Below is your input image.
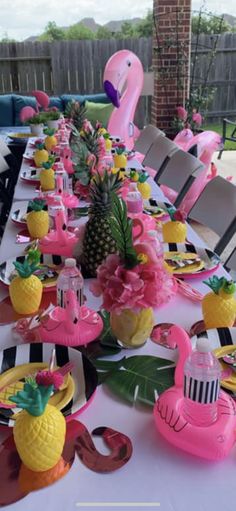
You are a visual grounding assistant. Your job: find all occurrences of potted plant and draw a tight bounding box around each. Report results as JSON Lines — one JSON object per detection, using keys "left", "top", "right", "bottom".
{"left": 42, "top": 108, "right": 61, "bottom": 130}
{"left": 26, "top": 113, "right": 45, "bottom": 136}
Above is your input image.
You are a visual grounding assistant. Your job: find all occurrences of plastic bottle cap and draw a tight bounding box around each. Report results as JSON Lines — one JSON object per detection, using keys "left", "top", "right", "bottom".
{"left": 65, "top": 258, "right": 76, "bottom": 267}
{"left": 196, "top": 338, "right": 212, "bottom": 353}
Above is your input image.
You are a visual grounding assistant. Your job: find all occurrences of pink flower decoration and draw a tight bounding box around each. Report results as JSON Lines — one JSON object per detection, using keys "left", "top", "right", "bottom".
{"left": 36, "top": 370, "right": 63, "bottom": 390}
{"left": 82, "top": 119, "right": 93, "bottom": 133}
{"left": 173, "top": 210, "right": 186, "bottom": 223}
{"left": 90, "top": 254, "right": 176, "bottom": 314}
{"left": 176, "top": 106, "right": 187, "bottom": 121}
{"left": 192, "top": 112, "right": 202, "bottom": 126}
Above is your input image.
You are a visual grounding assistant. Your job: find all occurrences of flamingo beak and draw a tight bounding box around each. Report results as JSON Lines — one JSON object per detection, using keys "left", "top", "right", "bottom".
{"left": 104, "top": 80, "right": 120, "bottom": 108}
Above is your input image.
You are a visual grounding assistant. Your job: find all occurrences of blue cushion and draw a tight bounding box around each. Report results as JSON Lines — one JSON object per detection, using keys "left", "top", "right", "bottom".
{"left": 0, "top": 95, "right": 14, "bottom": 127}
{"left": 61, "top": 93, "right": 110, "bottom": 110}
{"left": 13, "top": 95, "right": 37, "bottom": 126}
{"left": 60, "top": 94, "right": 86, "bottom": 109}
{"left": 49, "top": 96, "right": 63, "bottom": 111}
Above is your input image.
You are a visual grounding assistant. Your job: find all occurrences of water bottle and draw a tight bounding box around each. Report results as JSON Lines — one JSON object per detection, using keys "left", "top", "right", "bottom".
{"left": 126, "top": 183, "right": 143, "bottom": 215}
{"left": 57, "top": 258, "right": 84, "bottom": 311}
{"left": 183, "top": 338, "right": 221, "bottom": 427}
{"left": 48, "top": 196, "right": 67, "bottom": 230}
{"left": 54, "top": 162, "right": 69, "bottom": 193}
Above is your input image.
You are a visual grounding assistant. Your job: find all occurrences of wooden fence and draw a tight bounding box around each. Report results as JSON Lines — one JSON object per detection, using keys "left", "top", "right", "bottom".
{"left": 0, "top": 34, "right": 236, "bottom": 126}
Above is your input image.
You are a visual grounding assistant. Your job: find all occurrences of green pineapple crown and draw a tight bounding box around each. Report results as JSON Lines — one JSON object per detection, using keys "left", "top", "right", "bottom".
{"left": 89, "top": 170, "right": 122, "bottom": 216}
{"left": 203, "top": 276, "right": 236, "bottom": 295}
{"left": 43, "top": 128, "right": 56, "bottom": 137}
{"left": 130, "top": 170, "right": 149, "bottom": 183}
{"left": 35, "top": 141, "right": 45, "bottom": 150}
{"left": 13, "top": 249, "right": 41, "bottom": 278}
{"left": 42, "top": 155, "right": 55, "bottom": 169}
{"left": 103, "top": 132, "right": 110, "bottom": 140}
{"left": 115, "top": 147, "right": 126, "bottom": 155}
{"left": 29, "top": 198, "right": 46, "bottom": 212}
{"left": 109, "top": 194, "right": 139, "bottom": 269}
{"left": 64, "top": 100, "right": 87, "bottom": 132}
{"left": 9, "top": 378, "right": 53, "bottom": 417}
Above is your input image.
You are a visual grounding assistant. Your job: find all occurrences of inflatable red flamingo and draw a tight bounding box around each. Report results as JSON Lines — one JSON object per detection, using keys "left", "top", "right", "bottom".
{"left": 104, "top": 50, "right": 144, "bottom": 150}
{"left": 154, "top": 325, "right": 236, "bottom": 460}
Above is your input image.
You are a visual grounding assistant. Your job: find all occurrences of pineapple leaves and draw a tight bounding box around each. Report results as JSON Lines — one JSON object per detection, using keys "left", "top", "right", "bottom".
{"left": 203, "top": 276, "right": 227, "bottom": 294}
{"left": 9, "top": 382, "right": 54, "bottom": 416}
{"left": 110, "top": 194, "right": 139, "bottom": 269}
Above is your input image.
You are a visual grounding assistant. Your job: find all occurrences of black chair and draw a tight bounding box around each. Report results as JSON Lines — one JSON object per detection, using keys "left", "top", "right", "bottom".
{"left": 218, "top": 119, "right": 236, "bottom": 159}
{"left": 0, "top": 141, "right": 20, "bottom": 231}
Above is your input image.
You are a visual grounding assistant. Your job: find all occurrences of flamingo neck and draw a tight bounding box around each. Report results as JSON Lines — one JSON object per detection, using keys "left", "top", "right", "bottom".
{"left": 173, "top": 329, "right": 192, "bottom": 388}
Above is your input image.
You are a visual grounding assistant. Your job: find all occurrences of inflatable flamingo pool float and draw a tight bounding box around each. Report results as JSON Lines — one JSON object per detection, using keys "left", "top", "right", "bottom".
{"left": 154, "top": 325, "right": 236, "bottom": 461}
{"left": 38, "top": 289, "right": 103, "bottom": 347}
{"left": 161, "top": 130, "right": 221, "bottom": 214}
{"left": 39, "top": 207, "right": 77, "bottom": 257}
{"left": 104, "top": 50, "right": 144, "bottom": 150}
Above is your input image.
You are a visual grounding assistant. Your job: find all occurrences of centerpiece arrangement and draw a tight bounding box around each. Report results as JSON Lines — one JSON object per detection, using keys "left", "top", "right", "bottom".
{"left": 91, "top": 194, "right": 176, "bottom": 348}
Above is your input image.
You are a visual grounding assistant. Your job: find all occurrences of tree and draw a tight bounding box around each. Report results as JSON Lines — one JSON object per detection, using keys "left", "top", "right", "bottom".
{"left": 136, "top": 10, "right": 153, "bottom": 37}
{"left": 65, "top": 23, "right": 95, "bottom": 40}
{"left": 0, "top": 31, "right": 16, "bottom": 42}
{"left": 96, "top": 26, "right": 113, "bottom": 39}
{"left": 39, "top": 21, "right": 65, "bottom": 41}
{"left": 120, "top": 21, "right": 136, "bottom": 38}
{"left": 191, "top": 14, "right": 232, "bottom": 35}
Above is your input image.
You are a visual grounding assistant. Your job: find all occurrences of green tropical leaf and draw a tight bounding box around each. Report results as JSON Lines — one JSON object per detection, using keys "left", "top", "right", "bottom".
{"left": 109, "top": 194, "right": 139, "bottom": 269}
{"left": 96, "top": 355, "right": 175, "bottom": 406}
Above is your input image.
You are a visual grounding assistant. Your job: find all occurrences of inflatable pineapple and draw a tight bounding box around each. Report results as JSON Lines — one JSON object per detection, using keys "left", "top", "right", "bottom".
{"left": 10, "top": 371, "right": 66, "bottom": 472}
{"left": 9, "top": 251, "right": 43, "bottom": 314}
{"left": 27, "top": 199, "right": 49, "bottom": 239}
{"left": 40, "top": 158, "right": 55, "bottom": 191}
{"left": 137, "top": 172, "right": 151, "bottom": 200}
{"left": 202, "top": 276, "right": 236, "bottom": 329}
{"left": 34, "top": 141, "right": 49, "bottom": 168}
{"left": 162, "top": 208, "right": 187, "bottom": 243}
{"left": 44, "top": 128, "right": 57, "bottom": 151}
{"left": 113, "top": 147, "right": 127, "bottom": 169}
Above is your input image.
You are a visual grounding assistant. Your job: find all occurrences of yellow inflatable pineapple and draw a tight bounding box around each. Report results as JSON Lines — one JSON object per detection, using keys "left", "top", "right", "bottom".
{"left": 34, "top": 141, "right": 49, "bottom": 168}
{"left": 44, "top": 128, "right": 57, "bottom": 151}
{"left": 9, "top": 251, "right": 43, "bottom": 315}
{"left": 40, "top": 157, "right": 55, "bottom": 191}
{"left": 136, "top": 172, "right": 151, "bottom": 200}
{"left": 113, "top": 147, "right": 127, "bottom": 169}
{"left": 27, "top": 199, "right": 49, "bottom": 239}
{"left": 10, "top": 371, "right": 66, "bottom": 472}
{"left": 162, "top": 207, "right": 187, "bottom": 243}
{"left": 202, "top": 277, "right": 236, "bottom": 329}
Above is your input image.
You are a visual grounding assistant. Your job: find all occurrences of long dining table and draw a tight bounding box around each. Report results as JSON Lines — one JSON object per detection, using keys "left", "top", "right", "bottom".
{"left": 0, "top": 141, "right": 235, "bottom": 511}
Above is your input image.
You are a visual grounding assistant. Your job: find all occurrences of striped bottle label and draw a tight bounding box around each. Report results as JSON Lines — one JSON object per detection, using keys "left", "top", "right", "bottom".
{"left": 184, "top": 375, "right": 220, "bottom": 404}
{"left": 57, "top": 287, "right": 83, "bottom": 308}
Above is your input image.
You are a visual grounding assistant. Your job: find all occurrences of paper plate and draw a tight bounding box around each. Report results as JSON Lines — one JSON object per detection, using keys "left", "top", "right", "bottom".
{"left": 0, "top": 253, "right": 64, "bottom": 290}
{"left": 0, "top": 343, "right": 98, "bottom": 427}
{"left": 20, "top": 169, "right": 41, "bottom": 184}
{"left": 8, "top": 133, "right": 31, "bottom": 143}
{"left": 143, "top": 199, "right": 170, "bottom": 220}
{"left": 11, "top": 201, "right": 47, "bottom": 226}
{"left": 163, "top": 243, "right": 220, "bottom": 279}
{"left": 190, "top": 328, "right": 236, "bottom": 392}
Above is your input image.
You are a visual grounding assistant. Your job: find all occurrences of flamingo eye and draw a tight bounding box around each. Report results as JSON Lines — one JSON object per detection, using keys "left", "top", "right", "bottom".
{"left": 127, "top": 61, "right": 131, "bottom": 67}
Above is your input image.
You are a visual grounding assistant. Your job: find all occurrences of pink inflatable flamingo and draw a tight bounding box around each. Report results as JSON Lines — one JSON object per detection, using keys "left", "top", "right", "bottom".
{"left": 161, "top": 130, "right": 221, "bottom": 214}
{"left": 104, "top": 50, "right": 144, "bottom": 150}
{"left": 38, "top": 291, "right": 103, "bottom": 347}
{"left": 39, "top": 208, "right": 77, "bottom": 256}
{"left": 154, "top": 325, "right": 236, "bottom": 461}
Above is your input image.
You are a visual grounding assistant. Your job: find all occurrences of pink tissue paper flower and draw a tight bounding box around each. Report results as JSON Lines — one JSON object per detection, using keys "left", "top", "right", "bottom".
{"left": 192, "top": 112, "right": 202, "bottom": 126}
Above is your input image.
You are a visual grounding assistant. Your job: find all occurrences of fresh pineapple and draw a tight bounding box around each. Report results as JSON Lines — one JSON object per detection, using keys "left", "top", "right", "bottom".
{"left": 111, "top": 308, "right": 154, "bottom": 348}
{"left": 10, "top": 372, "right": 66, "bottom": 472}
{"left": 80, "top": 171, "right": 122, "bottom": 277}
{"left": 9, "top": 253, "right": 43, "bottom": 314}
{"left": 27, "top": 199, "right": 49, "bottom": 239}
{"left": 113, "top": 147, "right": 127, "bottom": 169}
{"left": 34, "top": 142, "right": 49, "bottom": 168}
{"left": 64, "top": 100, "right": 87, "bottom": 132}
{"left": 40, "top": 158, "right": 55, "bottom": 191}
{"left": 202, "top": 276, "right": 236, "bottom": 329}
{"left": 162, "top": 207, "right": 187, "bottom": 243}
{"left": 44, "top": 128, "right": 57, "bottom": 151}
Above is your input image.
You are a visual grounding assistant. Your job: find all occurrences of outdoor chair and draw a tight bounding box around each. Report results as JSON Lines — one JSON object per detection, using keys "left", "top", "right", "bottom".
{"left": 142, "top": 136, "right": 179, "bottom": 178}
{"left": 156, "top": 149, "right": 205, "bottom": 208}
{"left": 188, "top": 176, "right": 236, "bottom": 256}
{"left": 218, "top": 119, "right": 236, "bottom": 159}
{"left": 133, "top": 124, "right": 165, "bottom": 156}
{"left": 224, "top": 247, "right": 236, "bottom": 276}
{"left": 0, "top": 152, "right": 18, "bottom": 231}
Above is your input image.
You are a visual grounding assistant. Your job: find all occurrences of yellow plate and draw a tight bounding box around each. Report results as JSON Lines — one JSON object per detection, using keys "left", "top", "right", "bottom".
{"left": 214, "top": 345, "right": 236, "bottom": 392}
{"left": 0, "top": 362, "right": 74, "bottom": 418}
{"left": 164, "top": 251, "right": 205, "bottom": 274}
{"left": 8, "top": 133, "right": 32, "bottom": 140}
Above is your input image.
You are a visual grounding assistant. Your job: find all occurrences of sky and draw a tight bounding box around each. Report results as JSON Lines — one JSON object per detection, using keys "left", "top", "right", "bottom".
{"left": 0, "top": 0, "right": 235, "bottom": 41}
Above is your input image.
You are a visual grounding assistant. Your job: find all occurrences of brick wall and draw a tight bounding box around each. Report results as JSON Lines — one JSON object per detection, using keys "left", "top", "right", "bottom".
{"left": 152, "top": 0, "right": 191, "bottom": 133}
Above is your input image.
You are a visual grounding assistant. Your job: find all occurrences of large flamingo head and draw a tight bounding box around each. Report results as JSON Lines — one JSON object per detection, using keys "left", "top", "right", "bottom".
{"left": 103, "top": 50, "right": 143, "bottom": 108}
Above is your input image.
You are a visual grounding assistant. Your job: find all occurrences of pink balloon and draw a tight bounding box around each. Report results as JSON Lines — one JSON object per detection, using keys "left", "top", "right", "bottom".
{"left": 103, "top": 50, "right": 144, "bottom": 150}
{"left": 19, "top": 106, "right": 37, "bottom": 122}
{"left": 32, "top": 90, "right": 50, "bottom": 110}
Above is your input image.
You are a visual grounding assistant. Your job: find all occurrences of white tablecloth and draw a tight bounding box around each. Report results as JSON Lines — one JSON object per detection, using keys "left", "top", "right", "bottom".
{"left": 0, "top": 151, "right": 234, "bottom": 511}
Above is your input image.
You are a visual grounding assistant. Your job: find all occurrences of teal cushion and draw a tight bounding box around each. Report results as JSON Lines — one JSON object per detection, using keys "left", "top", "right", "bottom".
{"left": 49, "top": 97, "right": 63, "bottom": 111}
{"left": 13, "top": 95, "right": 37, "bottom": 126}
{"left": 0, "top": 95, "right": 14, "bottom": 127}
{"left": 61, "top": 94, "right": 86, "bottom": 109}
{"left": 85, "top": 101, "right": 113, "bottom": 128}
{"left": 84, "top": 93, "right": 110, "bottom": 104}
{"left": 61, "top": 93, "right": 110, "bottom": 111}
